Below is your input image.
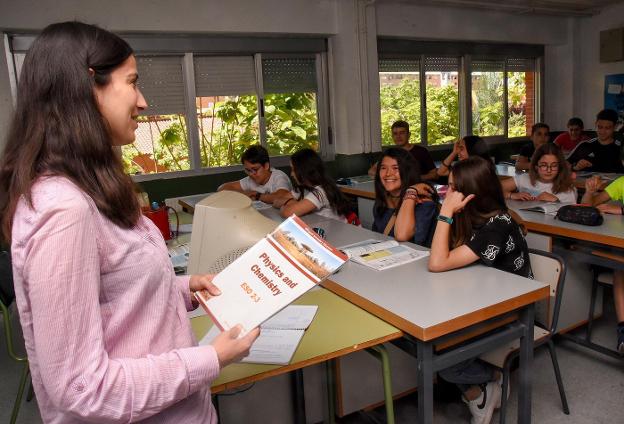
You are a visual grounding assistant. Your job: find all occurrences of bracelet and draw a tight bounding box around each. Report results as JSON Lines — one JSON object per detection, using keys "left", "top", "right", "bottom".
{"left": 283, "top": 198, "right": 294, "bottom": 206}
{"left": 441, "top": 161, "right": 450, "bottom": 168}
{"left": 437, "top": 214, "right": 453, "bottom": 225}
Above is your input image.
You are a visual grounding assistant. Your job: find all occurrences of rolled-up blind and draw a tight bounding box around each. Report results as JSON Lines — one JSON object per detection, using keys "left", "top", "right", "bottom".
{"left": 194, "top": 56, "right": 256, "bottom": 97}
{"left": 136, "top": 56, "right": 186, "bottom": 115}
{"left": 262, "top": 58, "right": 317, "bottom": 93}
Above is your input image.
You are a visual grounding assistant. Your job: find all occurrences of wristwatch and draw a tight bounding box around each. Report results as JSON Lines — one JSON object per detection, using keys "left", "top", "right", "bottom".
{"left": 255, "top": 192, "right": 262, "bottom": 201}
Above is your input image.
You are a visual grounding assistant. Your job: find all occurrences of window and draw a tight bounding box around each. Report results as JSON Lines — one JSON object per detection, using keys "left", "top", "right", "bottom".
{"left": 123, "top": 56, "right": 190, "bottom": 175}
{"left": 377, "top": 40, "right": 541, "bottom": 146}
{"left": 425, "top": 57, "right": 459, "bottom": 146}
{"left": 194, "top": 56, "right": 259, "bottom": 168}
{"left": 379, "top": 59, "right": 421, "bottom": 146}
{"left": 471, "top": 59, "right": 505, "bottom": 137}
{"left": 506, "top": 59, "right": 536, "bottom": 138}
{"left": 262, "top": 58, "right": 320, "bottom": 155}
{"left": 6, "top": 35, "right": 329, "bottom": 179}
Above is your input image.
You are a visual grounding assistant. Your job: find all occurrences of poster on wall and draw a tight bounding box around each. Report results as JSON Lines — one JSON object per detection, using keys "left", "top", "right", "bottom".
{"left": 605, "top": 74, "right": 624, "bottom": 131}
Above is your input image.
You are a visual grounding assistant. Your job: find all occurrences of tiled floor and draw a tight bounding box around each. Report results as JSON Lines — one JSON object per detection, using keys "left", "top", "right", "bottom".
{"left": 2, "top": 295, "right": 623, "bottom": 423}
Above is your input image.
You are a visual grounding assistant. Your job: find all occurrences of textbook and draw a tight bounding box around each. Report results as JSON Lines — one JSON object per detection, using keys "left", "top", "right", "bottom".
{"left": 195, "top": 215, "right": 347, "bottom": 335}
{"left": 340, "top": 239, "right": 429, "bottom": 271}
{"left": 521, "top": 202, "right": 573, "bottom": 216}
{"left": 199, "top": 304, "right": 318, "bottom": 365}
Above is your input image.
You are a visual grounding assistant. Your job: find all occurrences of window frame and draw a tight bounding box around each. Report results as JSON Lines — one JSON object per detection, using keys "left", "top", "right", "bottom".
{"left": 377, "top": 39, "right": 543, "bottom": 150}
{"left": 5, "top": 33, "right": 332, "bottom": 181}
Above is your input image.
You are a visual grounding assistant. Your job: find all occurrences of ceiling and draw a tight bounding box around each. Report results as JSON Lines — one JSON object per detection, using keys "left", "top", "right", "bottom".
{"left": 381, "top": 0, "right": 624, "bottom": 16}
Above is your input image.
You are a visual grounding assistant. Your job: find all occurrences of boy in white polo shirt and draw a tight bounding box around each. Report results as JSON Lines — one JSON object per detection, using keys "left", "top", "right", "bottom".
{"left": 218, "top": 145, "right": 292, "bottom": 203}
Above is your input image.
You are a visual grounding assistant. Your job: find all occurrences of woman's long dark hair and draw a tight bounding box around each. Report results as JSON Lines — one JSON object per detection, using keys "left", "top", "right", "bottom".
{"left": 0, "top": 21, "right": 141, "bottom": 241}
{"left": 463, "top": 135, "right": 490, "bottom": 161}
{"left": 291, "top": 148, "right": 351, "bottom": 216}
{"left": 528, "top": 143, "right": 574, "bottom": 194}
{"left": 374, "top": 147, "right": 424, "bottom": 216}
{"left": 449, "top": 156, "right": 508, "bottom": 248}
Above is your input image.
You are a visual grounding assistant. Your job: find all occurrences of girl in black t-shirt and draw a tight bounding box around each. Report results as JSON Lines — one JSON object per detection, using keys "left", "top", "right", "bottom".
{"left": 429, "top": 156, "right": 532, "bottom": 278}
{"left": 428, "top": 156, "right": 533, "bottom": 424}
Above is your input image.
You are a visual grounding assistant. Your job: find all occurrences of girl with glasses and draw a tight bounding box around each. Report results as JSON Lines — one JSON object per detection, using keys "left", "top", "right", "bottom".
{"left": 502, "top": 143, "right": 577, "bottom": 203}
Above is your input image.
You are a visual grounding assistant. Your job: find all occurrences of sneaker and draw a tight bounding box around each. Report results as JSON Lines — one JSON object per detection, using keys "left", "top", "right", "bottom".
{"left": 495, "top": 374, "right": 510, "bottom": 409}
{"left": 464, "top": 381, "right": 502, "bottom": 424}
{"left": 617, "top": 326, "right": 624, "bottom": 356}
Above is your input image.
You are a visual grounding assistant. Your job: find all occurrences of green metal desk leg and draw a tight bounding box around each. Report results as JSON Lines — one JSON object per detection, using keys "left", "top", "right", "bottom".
{"left": 325, "top": 359, "right": 336, "bottom": 424}
{"left": 366, "top": 345, "right": 395, "bottom": 424}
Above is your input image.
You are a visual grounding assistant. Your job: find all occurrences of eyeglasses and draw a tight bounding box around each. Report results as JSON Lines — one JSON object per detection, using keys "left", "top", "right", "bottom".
{"left": 244, "top": 166, "right": 263, "bottom": 175}
{"left": 537, "top": 163, "right": 559, "bottom": 171}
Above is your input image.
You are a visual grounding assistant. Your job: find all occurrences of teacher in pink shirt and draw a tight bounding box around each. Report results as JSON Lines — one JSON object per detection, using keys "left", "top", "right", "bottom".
{"left": 0, "top": 22, "right": 259, "bottom": 423}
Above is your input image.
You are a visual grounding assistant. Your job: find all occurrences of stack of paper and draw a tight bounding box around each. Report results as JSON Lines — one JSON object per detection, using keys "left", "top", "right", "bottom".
{"left": 199, "top": 305, "right": 318, "bottom": 365}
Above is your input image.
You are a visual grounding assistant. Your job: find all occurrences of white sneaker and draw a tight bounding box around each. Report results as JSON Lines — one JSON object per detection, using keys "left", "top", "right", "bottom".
{"left": 464, "top": 381, "right": 502, "bottom": 424}
{"left": 496, "top": 374, "right": 510, "bottom": 409}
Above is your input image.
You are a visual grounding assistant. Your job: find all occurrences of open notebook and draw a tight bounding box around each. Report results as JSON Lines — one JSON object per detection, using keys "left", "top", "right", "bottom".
{"left": 199, "top": 304, "right": 318, "bottom": 365}
{"left": 340, "top": 239, "right": 429, "bottom": 271}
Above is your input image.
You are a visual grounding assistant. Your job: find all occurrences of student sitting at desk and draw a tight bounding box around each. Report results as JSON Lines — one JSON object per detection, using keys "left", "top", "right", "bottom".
{"left": 218, "top": 144, "right": 292, "bottom": 203}
{"left": 567, "top": 109, "right": 624, "bottom": 173}
{"left": 273, "top": 148, "right": 350, "bottom": 221}
{"left": 429, "top": 157, "right": 534, "bottom": 424}
{"left": 553, "top": 117, "right": 590, "bottom": 157}
{"left": 515, "top": 122, "right": 550, "bottom": 171}
{"left": 0, "top": 22, "right": 259, "bottom": 423}
{"left": 371, "top": 148, "right": 438, "bottom": 247}
{"left": 368, "top": 120, "right": 438, "bottom": 180}
{"left": 581, "top": 175, "right": 624, "bottom": 354}
{"left": 437, "top": 135, "right": 490, "bottom": 177}
{"left": 502, "top": 143, "right": 577, "bottom": 203}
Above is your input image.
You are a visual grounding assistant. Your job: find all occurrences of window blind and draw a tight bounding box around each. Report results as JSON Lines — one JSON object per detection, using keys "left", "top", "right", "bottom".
{"left": 379, "top": 59, "right": 420, "bottom": 73}
{"left": 262, "top": 58, "right": 317, "bottom": 93}
{"left": 471, "top": 59, "right": 505, "bottom": 72}
{"left": 424, "top": 56, "right": 459, "bottom": 72}
{"left": 136, "top": 56, "right": 186, "bottom": 115}
{"left": 194, "top": 56, "right": 256, "bottom": 97}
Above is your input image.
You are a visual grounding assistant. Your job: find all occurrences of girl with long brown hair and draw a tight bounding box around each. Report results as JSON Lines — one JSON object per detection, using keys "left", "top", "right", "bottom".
{"left": 428, "top": 156, "right": 533, "bottom": 424}
{"left": 501, "top": 143, "right": 577, "bottom": 203}
{"left": 0, "top": 22, "right": 257, "bottom": 423}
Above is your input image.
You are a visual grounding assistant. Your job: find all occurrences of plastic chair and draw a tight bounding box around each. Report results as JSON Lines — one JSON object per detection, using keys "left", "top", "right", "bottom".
{"left": 480, "top": 249, "right": 569, "bottom": 424}
{"left": 1, "top": 250, "right": 31, "bottom": 424}
{"left": 586, "top": 269, "right": 613, "bottom": 343}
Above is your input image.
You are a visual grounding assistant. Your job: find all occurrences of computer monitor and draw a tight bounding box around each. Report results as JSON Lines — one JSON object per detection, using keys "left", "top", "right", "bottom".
{"left": 187, "top": 191, "right": 278, "bottom": 275}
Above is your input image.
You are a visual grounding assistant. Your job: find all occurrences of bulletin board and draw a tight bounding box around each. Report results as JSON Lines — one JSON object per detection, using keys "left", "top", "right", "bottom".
{"left": 605, "top": 74, "right": 624, "bottom": 130}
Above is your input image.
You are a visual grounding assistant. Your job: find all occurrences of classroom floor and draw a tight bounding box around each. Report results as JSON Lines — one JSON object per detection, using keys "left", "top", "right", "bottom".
{"left": 1, "top": 294, "right": 622, "bottom": 424}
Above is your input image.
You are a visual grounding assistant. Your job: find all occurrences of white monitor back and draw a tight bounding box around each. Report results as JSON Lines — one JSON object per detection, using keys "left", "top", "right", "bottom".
{"left": 187, "top": 191, "right": 278, "bottom": 274}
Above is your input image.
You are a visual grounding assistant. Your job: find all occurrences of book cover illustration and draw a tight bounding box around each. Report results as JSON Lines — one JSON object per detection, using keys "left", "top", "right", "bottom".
{"left": 195, "top": 215, "right": 346, "bottom": 334}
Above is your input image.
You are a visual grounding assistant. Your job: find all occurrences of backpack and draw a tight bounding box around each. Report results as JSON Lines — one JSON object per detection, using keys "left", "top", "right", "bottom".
{"left": 555, "top": 205, "right": 603, "bottom": 226}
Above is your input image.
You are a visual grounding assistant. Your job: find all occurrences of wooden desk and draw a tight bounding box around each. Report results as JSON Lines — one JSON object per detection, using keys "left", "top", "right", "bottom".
{"left": 191, "top": 287, "right": 402, "bottom": 394}
{"left": 311, "top": 219, "right": 548, "bottom": 424}
{"left": 508, "top": 199, "right": 624, "bottom": 358}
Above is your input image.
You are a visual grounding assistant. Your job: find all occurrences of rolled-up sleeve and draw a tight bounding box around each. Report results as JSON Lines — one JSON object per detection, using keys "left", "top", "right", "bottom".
{"left": 22, "top": 199, "right": 219, "bottom": 422}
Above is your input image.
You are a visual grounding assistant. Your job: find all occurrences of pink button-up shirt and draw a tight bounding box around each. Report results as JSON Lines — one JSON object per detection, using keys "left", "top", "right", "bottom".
{"left": 11, "top": 177, "right": 219, "bottom": 423}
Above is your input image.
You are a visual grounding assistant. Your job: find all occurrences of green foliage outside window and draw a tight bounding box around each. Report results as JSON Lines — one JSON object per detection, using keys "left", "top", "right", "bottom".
{"left": 379, "top": 72, "right": 530, "bottom": 146}
{"left": 121, "top": 92, "right": 319, "bottom": 174}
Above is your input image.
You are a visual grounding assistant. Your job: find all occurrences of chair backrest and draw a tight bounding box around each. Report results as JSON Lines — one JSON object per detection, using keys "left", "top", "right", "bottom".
{"left": 528, "top": 248, "right": 566, "bottom": 333}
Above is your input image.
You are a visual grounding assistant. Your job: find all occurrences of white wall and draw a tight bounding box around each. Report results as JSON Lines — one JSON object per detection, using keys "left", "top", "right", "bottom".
{"left": 376, "top": 3, "right": 569, "bottom": 45}
{"left": 0, "top": 0, "right": 337, "bottom": 34}
{"left": 576, "top": 2, "right": 624, "bottom": 128}
{"left": 0, "top": 0, "right": 607, "bottom": 156}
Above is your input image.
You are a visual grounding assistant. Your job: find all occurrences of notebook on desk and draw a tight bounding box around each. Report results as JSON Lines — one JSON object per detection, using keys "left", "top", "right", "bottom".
{"left": 199, "top": 305, "right": 318, "bottom": 365}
